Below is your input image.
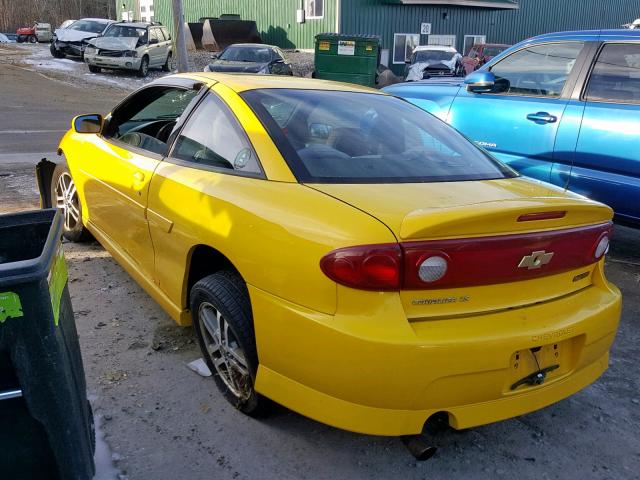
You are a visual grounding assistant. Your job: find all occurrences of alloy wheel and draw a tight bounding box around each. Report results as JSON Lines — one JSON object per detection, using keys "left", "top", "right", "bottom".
{"left": 198, "top": 302, "right": 252, "bottom": 401}
{"left": 55, "top": 172, "right": 81, "bottom": 231}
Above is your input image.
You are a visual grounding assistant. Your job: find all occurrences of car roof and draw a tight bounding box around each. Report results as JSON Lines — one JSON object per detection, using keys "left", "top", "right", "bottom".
{"left": 226, "top": 43, "right": 276, "bottom": 49}
{"left": 413, "top": 45, "right": 457, "bottom": 52}
{"left": 112, "top": 22, "right": 153, "bottom": 28}
{"left": 529, "top": 28, "right": 640, "bottom": 43}
{"left": 474, "top": 43, "right": 510, "bottom": 48}
{"left": 76, "top": 18, "right": 115, "bottom": 24}
{"left": 168, "top": 72, "right": 385, "bottom": 94}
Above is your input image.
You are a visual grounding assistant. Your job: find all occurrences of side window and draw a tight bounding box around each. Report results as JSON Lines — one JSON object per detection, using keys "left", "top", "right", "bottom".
{"left": 171, "top": 94, "right": 262, "bottom": 175}
{"left": 585, "top": 43, "right": 640, "bottom": 104}
{"left": 489, "top": 42, "right": 584, "bottom": 97}
{"left": 105, "top": 87, "right": 199, "bottom": 155}
{"left": 161, "top": 27, "right": 171, "bottom": 41}
{"left": 393, "top": 33, "right": 420, "bottom": 64}
{"left": 149, "top": 28, "right": 160, "bottom": 43}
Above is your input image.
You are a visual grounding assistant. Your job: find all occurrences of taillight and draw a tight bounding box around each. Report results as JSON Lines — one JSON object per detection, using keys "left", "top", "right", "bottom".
{"left": 321, "top": 222, "right": 612, "bottom": 291}
{"left": 320, "top": 244, "right": 402, "bottom": 291}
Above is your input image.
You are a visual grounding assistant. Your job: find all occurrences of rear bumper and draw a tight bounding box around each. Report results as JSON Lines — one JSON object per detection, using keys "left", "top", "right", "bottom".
{"left": 251, "top": 270, "right": 621, "bottom": 436}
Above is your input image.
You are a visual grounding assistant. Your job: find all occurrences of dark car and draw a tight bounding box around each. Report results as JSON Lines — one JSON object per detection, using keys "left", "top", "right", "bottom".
{"left": 404, "top": 46, "right": 463, "bottom": 81}
{"left": 461, "top": 43, "right": 510, "bottom": 75}
{"left": 204, "top": 43, "right": 293, "bottom": 75}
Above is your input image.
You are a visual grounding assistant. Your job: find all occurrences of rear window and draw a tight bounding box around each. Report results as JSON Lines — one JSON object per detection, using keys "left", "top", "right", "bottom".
{"left": 242, "top": 89, "right": 516, "bottom": 184}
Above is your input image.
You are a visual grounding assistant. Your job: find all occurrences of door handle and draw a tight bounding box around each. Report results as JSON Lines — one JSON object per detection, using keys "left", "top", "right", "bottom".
{"left": 526, "top": 112, "right": 558, "bottom": 124}
{"left": 133, "top": 172, "right": 145, "bottom": 182}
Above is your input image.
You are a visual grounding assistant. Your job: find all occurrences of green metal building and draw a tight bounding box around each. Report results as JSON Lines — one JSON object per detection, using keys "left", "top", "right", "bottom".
{"left": 149, "top": 0, "right": 640, "bottom": 74}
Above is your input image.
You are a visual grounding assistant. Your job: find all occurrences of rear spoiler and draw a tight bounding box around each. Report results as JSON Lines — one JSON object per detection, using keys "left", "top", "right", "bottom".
{"left": 400, "top": 198, "right": 614, "bottom": 240}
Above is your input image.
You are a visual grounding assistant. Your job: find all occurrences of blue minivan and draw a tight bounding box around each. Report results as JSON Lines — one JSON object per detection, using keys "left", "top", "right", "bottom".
{"left": 384, "top": 29, "right": 640, "bottom": 225}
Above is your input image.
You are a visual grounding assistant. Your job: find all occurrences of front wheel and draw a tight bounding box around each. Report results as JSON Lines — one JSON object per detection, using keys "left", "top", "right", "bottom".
{"left": 191, "top": 271, "right": 268, "bottom": 416}
{"left": 137, "top": 56, "right": 149, "bottom": 77}
{"left": 88, "top": 65, "right": 101, "bottom": 73}
{"left": 51, "top": 162, "right": 92, "bottom": 242}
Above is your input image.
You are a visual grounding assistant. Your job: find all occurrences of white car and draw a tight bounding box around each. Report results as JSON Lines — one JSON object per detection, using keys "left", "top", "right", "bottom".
{"left": 84, "top": 22, "right": 173, "bottom": 77}
{"left": 50, "top": 18, "right": 115, "bottom": 58}
{"left": 405, "top": 45, "right": 463, "bottom": 81}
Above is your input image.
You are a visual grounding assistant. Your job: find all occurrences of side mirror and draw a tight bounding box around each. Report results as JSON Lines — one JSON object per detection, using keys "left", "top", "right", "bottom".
{"left": 73, "top": 114, "right": 103, "bottom": 134}
{"left": 464, "top": 71, "right": 495, "bottom": 93}
{"left": 404, "top": 59, "right": 411, "bottom": 64}
{"left": 149, "top": 38, "right": 159, "bottom": 45}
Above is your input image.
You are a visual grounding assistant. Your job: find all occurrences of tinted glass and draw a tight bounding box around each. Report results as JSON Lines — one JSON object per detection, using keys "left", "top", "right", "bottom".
{"left": 103, "top": 25, "right": 148, "bottom": 44}
{"left": 219, "top": 46, "right": 272, "bottom": 63}
{"left": 243, "top": 89, "right": 516, "bottom": 184}
{"left": 585, "top": 43, "right": 640, "bottom": 104}
{"left": 69, "top": 20, "right": 108, "bottom": 33}
{"left": 483, "top": 46, "right": 506, "bottom": 57}
{"left": 106, "top": 87, "right": 198, "bottom": 155}
{"left": 414, "top": 50, "right": 455, "bottom": 62}
{"left": 489, "top": 42, "right": 584, "bottom": 97}
{"left": 171, "top": 94, "right": 261, "bottom": 174}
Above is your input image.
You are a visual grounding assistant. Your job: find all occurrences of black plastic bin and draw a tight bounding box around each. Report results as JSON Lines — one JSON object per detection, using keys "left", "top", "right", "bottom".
{"left": 0, "top": 209, "right": 94, "bottom": 480}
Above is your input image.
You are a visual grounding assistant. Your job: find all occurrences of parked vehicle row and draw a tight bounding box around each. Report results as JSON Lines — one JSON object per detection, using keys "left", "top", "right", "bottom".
{"left": 385, "top": 28, "right": 640, "bottom": 225}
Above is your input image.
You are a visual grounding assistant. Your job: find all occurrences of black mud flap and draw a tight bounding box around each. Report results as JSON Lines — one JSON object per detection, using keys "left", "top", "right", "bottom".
{"left": 35, "top": 158, "right": 57, "bottom": 209}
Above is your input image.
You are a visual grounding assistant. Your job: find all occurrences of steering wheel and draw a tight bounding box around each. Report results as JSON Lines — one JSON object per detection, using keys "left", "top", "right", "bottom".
{"left": 156, "top": 121, "right": 176, "bottom": 143}
{"left": 119, "top": 132, "right": 142, "bottom": 147}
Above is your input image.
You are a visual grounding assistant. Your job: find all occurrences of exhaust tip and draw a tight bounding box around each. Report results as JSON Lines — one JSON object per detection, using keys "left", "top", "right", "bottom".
{"left": 401, "top": 435, "right": 438, "bottom": 461}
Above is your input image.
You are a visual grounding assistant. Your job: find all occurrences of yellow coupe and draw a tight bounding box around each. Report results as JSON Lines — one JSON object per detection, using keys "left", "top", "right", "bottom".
{"left": 43, "top": 73, "right": 621, "bottom": 443}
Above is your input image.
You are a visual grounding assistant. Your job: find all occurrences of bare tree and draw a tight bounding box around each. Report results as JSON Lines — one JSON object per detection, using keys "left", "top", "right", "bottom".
{"left": 1, "top": 0, "right": 116, "bottom": 32}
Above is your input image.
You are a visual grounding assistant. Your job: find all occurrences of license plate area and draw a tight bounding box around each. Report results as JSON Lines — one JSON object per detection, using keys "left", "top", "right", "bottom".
{"left": 504, "top": 338, "right": 576, "bottom": 393}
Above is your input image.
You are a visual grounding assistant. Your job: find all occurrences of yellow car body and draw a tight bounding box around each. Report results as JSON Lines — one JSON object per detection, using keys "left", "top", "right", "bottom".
{"left": 58, "top": 73, "right": 621, "bottom": 436}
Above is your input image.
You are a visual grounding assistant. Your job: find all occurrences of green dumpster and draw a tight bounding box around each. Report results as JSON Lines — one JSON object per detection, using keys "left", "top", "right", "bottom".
{"left": 314, "top": 33, "right": 381, "bottom": 87}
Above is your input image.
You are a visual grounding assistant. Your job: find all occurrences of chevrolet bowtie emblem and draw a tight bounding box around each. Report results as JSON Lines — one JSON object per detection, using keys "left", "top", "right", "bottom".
{"left": 518, "top": 250, "right": 554, "bottom": 270}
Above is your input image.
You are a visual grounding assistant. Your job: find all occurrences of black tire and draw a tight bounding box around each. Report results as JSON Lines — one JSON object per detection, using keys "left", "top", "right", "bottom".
{"left": 17, "top": 35, "right": 24, "bottom": 43}
{"left": 88, "top": 65, "right": 101, "bottom": 73}
{"left": 50, "top": 161, "right": 92, "bottom": 242}
{"left": 162, "top": 52, "right": 172, "bottom": 72}
{"left": 50, "top": 43, "right": 64, "bottom": 58}
{"left": 190, "top": 271, "right": 268, "bottom": 416}
{"left": 28, "top": 35, "right": 37, "bottom": 44}
{"left": 137, "top": 55, "right": 149, "bottom": 77}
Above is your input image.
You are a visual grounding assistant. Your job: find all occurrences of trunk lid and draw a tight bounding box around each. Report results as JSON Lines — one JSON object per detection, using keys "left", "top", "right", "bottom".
{"left": 309, "top": 178, "right": 613, "bottom": 319}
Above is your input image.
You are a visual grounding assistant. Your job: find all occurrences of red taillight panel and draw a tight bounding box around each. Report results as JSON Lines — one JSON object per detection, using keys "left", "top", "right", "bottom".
{"left": 320, "top": 222, "right": 612, "bottom": 291}
{"left": 320, "top": 244, "right": 402, "bottom": 291}
{"left": 402, "top": 222, "right": 613, "bottom": 289}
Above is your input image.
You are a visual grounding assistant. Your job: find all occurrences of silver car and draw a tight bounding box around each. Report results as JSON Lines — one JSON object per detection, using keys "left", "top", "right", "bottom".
{"left": 84, "top": 22, "right": 172, "bottom": 77}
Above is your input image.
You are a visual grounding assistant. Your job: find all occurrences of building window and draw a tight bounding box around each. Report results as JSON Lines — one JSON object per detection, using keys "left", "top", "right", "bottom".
{"left": 141, "top": 6, "right": 146, "bottom": 12}
{"left": 463, "top": 35, "right": 486, "bottom": 55}
{"left": 150, "top": 16, "right": 155, "bottom": 22}
{"left": 150, "top": 5, "right": 154, "bottom": 12}
{"left": 141, "top": 16, "right": 147, "bottom": 22}
{"left": 428, "top": 35, "right": 457, "bottom": 48}
{"left": 393, "top": 33, "right": 420, "bottom": 64}
{"left": 305, "top": 0, "right": 324, "bottom": 19}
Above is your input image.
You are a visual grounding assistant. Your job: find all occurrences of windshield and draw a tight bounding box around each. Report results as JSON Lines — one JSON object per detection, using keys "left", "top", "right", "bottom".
{"left": 219, "top": 46, "right": 272, "bottom": 63}
{"left": 414, "top": 50, "right": 455, "bottom": 62}
{"left": 69, "top": 20, "right": 108, "bottom": 33}
{"left": 103, "top": 25, "right": 148, "bottom": 42}
{"left": 484, "top": 46, "right": 507, "bottom": 57}
{"left": 242, "top": 89, "right": 516, "bottom": 184}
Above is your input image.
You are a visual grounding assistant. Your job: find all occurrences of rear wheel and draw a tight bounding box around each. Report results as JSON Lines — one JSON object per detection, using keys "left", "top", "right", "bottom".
{"left": 51, "top": 162, "right": 92, "bottom": 242}
{"left": 162, "top": 52, "right": 172, "bottom": 72}
{"left": 28, "top": 35, "right": 37, "bottom": 44}
{"left": 191, "top": 271, "right": 268, "bottom": 416}
{"left": 88, "top": 65, "right": 101, "bottom": 74}
{"left": 137, "top": 56, "right": 149, "bottom": 77}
